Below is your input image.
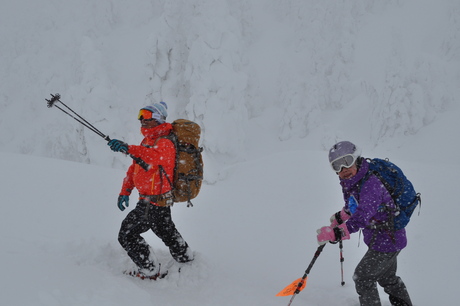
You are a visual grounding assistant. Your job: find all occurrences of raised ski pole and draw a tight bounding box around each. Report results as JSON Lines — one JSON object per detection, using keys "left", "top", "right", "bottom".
{"left": 46, "top": 93, "right": 109, "bottom": 139}
{"left": 339, "top": 240, "right": 345, "bottom": 286}
{"left": 277, "top": 244, "right": 326, "bottom": 305}
{"left": 45, "top": 93, "right": 149, "bottom": 170}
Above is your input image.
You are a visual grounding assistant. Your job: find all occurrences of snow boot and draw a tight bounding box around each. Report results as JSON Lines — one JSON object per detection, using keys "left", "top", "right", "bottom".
{"left": 125, "top": 263, "right": 168, "bottom": 280}
{"left": 165, "top": 257, "right": 194, "bottom": 274}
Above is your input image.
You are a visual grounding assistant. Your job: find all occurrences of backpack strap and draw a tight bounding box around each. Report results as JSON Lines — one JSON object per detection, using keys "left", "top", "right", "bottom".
{"left": 141, "top": 136, "right": 175, "bottom": 195}
{"left": 357, "top": 159, "right": 372, "bottom": 199}
{"left": 157, "top": 135, "right": 176, "bottom": 190}
{"left": 357, "top": 160, "right": 397, "bottom": 244}
{"left": 402, "top": 192, "right": 422, "bottom": 215}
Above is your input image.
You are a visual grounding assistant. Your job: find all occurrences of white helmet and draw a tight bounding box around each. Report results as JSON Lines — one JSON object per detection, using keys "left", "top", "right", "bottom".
{"left": 328, "top": 141, "right": 361, "bottom": 172}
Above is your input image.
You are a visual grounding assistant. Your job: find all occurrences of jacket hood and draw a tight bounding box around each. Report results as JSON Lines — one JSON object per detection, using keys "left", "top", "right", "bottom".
{"left": 140, "top": 122, "right": 173, "bottom": 139}
{"left": 340, "top": 157, "right": 369, "bottom": 192}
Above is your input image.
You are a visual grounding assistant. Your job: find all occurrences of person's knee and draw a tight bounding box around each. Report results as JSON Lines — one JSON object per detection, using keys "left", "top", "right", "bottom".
{"left": 118, "top": 228, "right": 133, "bottom": 248}
{"left": 353, "top": 271, "right": 377, "bottom": 293}
{"left": 353, "top": 266, "right": 368, "bottom": 284}
{"left": 377, "top": 275, "right": 400, "bottom": 288}
{"left": 118, "top": 231, "right": 126, "bottom": 247}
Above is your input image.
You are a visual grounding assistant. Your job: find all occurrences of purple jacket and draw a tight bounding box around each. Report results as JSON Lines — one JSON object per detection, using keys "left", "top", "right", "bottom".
{"left": 340, "top": 158, "right": 407, "bottom": 252}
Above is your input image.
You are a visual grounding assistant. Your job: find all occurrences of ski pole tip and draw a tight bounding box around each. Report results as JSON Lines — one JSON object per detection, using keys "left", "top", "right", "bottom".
{"left": 276, "top": 277, "right": 307, "bottom": 296}
{"left": 46, "top": 93, "right": 61, "bottom": 108}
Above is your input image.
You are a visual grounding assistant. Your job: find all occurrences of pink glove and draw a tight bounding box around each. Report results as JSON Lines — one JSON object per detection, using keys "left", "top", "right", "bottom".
{"left": 330, "top": 208, "right": 351, "bottom": 227}
{"left": 316, "top": 223, "right": 350, "bottom": 245}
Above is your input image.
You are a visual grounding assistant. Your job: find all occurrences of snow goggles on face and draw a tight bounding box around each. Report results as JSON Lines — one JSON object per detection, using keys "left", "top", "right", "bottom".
{"left": 330, "top": 154, "right": 357, "bottom": 173}
{"left": 138, "top": 109, "right": 162, "bottom": 122}
{"left": 138, "top": 109, "right": 153, "bottom": 120}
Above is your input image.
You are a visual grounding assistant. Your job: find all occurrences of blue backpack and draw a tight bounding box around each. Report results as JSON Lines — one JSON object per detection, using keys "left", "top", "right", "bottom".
{"left": 362, "top": 158, "right": 421, "bottom": 230}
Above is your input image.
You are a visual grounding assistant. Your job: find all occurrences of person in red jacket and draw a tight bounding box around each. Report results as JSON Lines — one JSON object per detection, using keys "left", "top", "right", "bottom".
{"left": 108, "top": 102, "right": 193, "bottom": 279}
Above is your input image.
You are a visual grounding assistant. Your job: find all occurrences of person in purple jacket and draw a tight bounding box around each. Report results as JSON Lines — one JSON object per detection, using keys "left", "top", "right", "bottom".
{"left": 316, "top": 141, "right": 413, "bottom": 306}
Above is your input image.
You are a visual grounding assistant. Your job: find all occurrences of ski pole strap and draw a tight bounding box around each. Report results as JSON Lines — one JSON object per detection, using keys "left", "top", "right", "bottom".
{"left": 330, "top": 227, "right": 344, "bottom": 244}
{"left": 335, "top": 211, "right": 344, "bottom": 224}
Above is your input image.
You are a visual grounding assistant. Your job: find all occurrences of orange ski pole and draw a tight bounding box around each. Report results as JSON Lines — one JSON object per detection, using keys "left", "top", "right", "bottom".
{"left": 277, "top": 244, "right": 326, "bottom": 305}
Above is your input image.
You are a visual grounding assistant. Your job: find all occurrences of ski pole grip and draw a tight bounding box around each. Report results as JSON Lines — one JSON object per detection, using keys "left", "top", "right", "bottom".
{"left": 106, "top": 136, "right": 149, "bottom": 171}
{"left": 106, "top": 136, "right": 127, "bottom": 154}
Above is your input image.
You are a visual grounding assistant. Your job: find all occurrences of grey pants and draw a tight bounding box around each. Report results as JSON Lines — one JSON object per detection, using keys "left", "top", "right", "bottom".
{"left": 353, "top": 249, "right": 412, "bottom": 306}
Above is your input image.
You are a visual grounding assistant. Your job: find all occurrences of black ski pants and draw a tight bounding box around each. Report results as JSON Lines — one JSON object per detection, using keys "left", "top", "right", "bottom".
{"left": 118, "top": 200, "right": 192, "bottom": 271}
{"left": 353, "top": 249, "right": 412, "bottom": 306}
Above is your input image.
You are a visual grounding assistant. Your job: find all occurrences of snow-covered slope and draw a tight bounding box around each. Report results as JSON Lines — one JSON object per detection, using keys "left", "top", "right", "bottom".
{"left": 1, "top": 0, "right": 459, "bottom": 305}
{"left": 0, "top": 148, "right": 458, "bottom": 305}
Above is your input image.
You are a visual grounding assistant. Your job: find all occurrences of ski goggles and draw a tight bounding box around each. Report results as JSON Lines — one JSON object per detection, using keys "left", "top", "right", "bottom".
{"left": 330, "top": 154, "right": 357, "bottom": 173}
{"left": 138, "top": 109, "right": 162, "bottom": 122}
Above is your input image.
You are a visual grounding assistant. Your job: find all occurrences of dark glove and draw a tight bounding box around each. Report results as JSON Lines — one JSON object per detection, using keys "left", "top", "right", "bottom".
{"left": 108, "top": 139, "right": 129, "bottom": 153}
{"left": 117, "top": 195, "right": 129, "bottom": 211}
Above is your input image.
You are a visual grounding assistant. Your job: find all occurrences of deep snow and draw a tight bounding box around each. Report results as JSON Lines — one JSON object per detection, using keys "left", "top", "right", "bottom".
{"left": 1, "top": 145, "right": 459, "bottom": 305}
{"left": 1, "top": 0, "right": 460, "bottom": 305}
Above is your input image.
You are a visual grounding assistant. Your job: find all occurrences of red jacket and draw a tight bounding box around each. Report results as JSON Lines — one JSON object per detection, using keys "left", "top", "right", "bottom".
{"left": 119, "top": 123, "right": 175, "bottom": 201}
